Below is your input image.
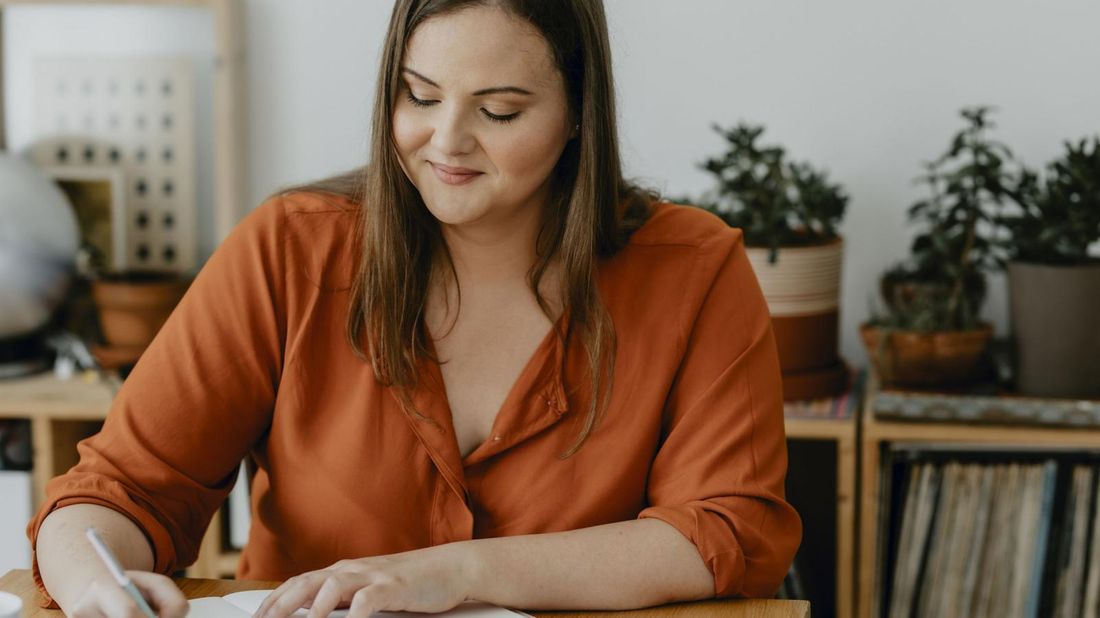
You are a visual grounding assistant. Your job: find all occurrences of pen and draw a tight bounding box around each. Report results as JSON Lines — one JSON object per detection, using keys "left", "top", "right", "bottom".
{"left": 85, "top": 528, "right": 158, "bottom": 618}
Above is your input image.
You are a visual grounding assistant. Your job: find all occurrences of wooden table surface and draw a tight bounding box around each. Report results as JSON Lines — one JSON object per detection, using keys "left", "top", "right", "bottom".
{"left": 0, "top": 570, "right": 809, "bottom": 618}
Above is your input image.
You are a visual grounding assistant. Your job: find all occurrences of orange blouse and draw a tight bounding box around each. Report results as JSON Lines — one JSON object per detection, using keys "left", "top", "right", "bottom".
{"left": 28, "top": 191, "right": 801, "bottom": 605}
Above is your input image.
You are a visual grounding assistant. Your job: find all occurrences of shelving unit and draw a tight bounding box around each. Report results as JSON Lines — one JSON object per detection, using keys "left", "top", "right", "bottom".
{"left": 0, "top": 371, "right": 239, "bottom": 578}
{"left": 857, "top": 378, "right": 1100, "bottom": 617}
{"left": 0, "top": 0, "right": 247, "bottom": 577}
{"left": 783, "top": 383, "right": 862, "bottom": 618}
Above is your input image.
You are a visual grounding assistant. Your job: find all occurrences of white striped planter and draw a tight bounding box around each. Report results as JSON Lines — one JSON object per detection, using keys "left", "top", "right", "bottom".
{"left": 745, "top": 237, "right": 844, "bottom": 317}
{"left": 746, "top": 237, "right": 846, "bottom": 400}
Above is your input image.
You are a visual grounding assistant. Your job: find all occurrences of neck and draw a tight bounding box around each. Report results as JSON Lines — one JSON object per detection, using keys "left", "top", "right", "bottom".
{"left": 429, "top": 197, "right": 564, "bottom": 332}
{"left": 438, "top": 203, "right": 545, "bottom": 287}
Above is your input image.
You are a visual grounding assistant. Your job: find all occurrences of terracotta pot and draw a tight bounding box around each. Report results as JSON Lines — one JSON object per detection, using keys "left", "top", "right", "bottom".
{"left": 1008, "top": 261, "right": 1100, "bottom": 398}
{"left": 747, "top": 237, "right": 845, "bottom": 399}
{"left": 860, "top": 322, "right": 993, "bottom": 387}
{"left": 781, "top": 360, "right": 849, "bottom": 402}
{"left": 772, "top": 311, "right": 839, "bottom": 372}
{"left": 92, "top": 274, "right": 190, "bottom": 348}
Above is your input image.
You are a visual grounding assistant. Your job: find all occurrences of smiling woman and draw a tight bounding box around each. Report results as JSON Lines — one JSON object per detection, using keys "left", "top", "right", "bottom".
{"left": 392, "top": 7, "right": 575, "bottom": 231}
{"left": 28, "top": 1, "right": 801, "bottom": 617}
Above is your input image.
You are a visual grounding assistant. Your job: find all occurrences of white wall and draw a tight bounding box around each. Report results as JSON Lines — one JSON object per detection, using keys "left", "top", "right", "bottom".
{"left": 6, "top": 0, "right": 1100, "bottom": 368}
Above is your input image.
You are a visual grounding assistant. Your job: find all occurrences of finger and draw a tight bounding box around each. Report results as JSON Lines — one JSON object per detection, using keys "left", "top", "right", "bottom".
{"left": 95, "top": 581, "right": 147, "bottom": 618}
{"left": 262, "top": 573, "right": 326, "bottom": 618}
{"left": 69, "top": 592, "right": 109, "bottom": 618}
{"left": 345, "top": 586, "right": 381, "bottom": 618}
{"left": 128, "top": 572, "right": 189, "bottom": 618}
{"left": 346, "top": 584, "right": 403, "bottom": 618}
{"left": 255, "top": 576, "right": 304, "bottom": 618}
{"left": 306, "top": 575, "right": 351, "bottom": 618}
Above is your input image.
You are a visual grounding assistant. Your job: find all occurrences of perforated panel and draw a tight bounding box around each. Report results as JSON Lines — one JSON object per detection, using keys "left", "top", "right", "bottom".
{"left": 30, "top": 57, "right": 196, "bottom": 273}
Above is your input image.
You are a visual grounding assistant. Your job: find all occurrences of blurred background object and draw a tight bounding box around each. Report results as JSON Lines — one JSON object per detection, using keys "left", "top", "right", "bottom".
{"left": 0, "top": 152, "right": 79, "bottom": 378}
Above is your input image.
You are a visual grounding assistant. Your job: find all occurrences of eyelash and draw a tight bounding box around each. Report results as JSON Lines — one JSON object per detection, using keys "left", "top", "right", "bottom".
{"left": 404, "top": 92, "right": 521, "bottom": 124}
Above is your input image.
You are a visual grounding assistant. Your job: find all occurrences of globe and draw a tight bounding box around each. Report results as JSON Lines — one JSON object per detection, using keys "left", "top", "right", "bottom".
{"left": 0, "top": 152, "right": 80, "bottom": 376}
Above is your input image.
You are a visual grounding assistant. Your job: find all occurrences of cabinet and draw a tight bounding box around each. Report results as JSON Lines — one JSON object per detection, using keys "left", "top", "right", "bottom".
{"left": 0, "top": 371, "right": 240, "bottom": 578}
{"left": 856, "top": 378, "right": 1100, "bottom": 617}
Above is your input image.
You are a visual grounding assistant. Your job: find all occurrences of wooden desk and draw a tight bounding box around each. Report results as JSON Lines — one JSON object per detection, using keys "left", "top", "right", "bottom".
{"left": 0, "top": 570, "right": 809, "bottom": 618}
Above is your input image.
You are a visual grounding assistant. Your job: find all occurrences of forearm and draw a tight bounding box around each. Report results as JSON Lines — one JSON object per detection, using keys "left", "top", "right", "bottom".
{"left": 36, "top": 503, "right": 155, "bottom": 612}
{"left": 462, "top": 518, "right": 714, "bottom": 611}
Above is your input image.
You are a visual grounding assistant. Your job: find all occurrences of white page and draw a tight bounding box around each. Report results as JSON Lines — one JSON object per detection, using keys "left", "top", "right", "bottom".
{"left": 203, "top": 589, "right": 530, "bottom": 618}
{"left": 188, "top": 597, "right": 252, "bottom": 618}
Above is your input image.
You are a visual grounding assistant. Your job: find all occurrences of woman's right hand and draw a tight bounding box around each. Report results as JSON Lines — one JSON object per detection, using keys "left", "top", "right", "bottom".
{"left": 68, "top": 571, "right": 189, "bottom": 618}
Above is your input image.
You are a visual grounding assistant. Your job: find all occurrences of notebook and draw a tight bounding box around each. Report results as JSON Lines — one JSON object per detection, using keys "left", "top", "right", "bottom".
{"left": 187, "top": 589, "right": 532, "bottom": 618}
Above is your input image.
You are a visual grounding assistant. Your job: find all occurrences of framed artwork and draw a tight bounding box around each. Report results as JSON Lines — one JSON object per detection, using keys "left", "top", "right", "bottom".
{"left": 42, "top": 164, "right": 127, "bottom": 272}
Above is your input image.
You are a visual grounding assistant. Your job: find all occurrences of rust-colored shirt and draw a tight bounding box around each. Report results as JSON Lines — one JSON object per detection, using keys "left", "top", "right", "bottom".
{"left": 28, "top": 191, "right": 800, "bottom": 604}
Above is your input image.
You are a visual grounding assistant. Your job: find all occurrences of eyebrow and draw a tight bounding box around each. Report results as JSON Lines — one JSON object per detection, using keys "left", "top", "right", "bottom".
{"left": 401, "top": 67, "right": 535, "bottom": 96}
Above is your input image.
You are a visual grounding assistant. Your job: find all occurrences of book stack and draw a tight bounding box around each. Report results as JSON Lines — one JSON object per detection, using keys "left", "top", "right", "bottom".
{"left": 784, "top": 368, "right": 865, "bottom": 420}
{"left": 880, "top": 447, "right": 1100, "bottom": 617}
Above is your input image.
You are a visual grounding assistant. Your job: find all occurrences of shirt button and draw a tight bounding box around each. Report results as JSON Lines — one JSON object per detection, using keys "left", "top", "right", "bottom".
{"left": 493, "top": 435, "right": 501, "bottom": 441}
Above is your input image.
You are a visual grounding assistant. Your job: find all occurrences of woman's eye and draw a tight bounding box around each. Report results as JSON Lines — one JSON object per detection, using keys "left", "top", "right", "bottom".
{"left": 405, "top": 90, "right": 520, "bottom": 125}
{"left": 481, "top": 109, "right": 521, "bottom": 124}
{"left": 405, "top": 92, "right": 437, "bottom": 108}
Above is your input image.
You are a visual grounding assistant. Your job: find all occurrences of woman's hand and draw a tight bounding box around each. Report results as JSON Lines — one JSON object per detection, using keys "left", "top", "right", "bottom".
{"left": 69, "top": 570, "right": 189, "bottom": 618}
{"left": 253, "top": 543, "right": 477, "bottom": 618}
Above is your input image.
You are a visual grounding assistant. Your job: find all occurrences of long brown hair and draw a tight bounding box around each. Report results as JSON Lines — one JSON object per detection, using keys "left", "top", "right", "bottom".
{"left": 280, "top": 0, "right": 655, "bottom": 457}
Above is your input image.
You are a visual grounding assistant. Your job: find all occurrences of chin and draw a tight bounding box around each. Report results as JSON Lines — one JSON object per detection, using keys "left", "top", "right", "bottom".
{"left": 421, "top": 197, "right": 492, "bottom": 227}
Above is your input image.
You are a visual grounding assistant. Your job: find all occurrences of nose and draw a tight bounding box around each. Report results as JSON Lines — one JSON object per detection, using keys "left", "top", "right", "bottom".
{"left": 430, "top": 104, "right": 476, "bottom": 157}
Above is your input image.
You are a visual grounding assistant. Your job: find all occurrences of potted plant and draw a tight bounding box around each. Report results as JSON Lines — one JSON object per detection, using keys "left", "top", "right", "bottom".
{"left": 75, "top": 243, "right": 190, "bottom": 369}
{"left": 862, "top": 107, "right": 1022, "bottom": 387}
{"left": 997, "top": 136, "right": 1100, "bottom": 397}
{"left": 690, "top": 123, "right": 849, "bottom": 401}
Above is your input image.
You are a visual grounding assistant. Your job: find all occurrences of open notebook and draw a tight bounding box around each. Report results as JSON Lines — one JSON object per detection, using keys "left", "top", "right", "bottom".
{"left": 187, "top": 590, "right": 532, "bottom": 618}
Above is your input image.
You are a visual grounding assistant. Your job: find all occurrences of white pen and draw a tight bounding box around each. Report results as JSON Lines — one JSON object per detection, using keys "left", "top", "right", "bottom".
{"left": 85, "top": 528, "right": 158, "bottom": 618}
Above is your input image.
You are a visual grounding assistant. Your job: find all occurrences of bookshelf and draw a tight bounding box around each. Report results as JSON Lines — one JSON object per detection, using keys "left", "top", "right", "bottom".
{"left": 857, "top": 377, "right": 1100, "bottom": 617}
{"left": 783, "top": 373, "right": 864, "bottom": 618}
{"left": 0, "top": 0, "right": 247, "bottom": 577}
{"left": 0, "top": 371, "right": 240, "bottom": 578}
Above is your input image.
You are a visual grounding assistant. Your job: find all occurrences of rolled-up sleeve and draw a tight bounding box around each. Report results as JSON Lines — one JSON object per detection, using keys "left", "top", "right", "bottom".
{"left": 25, "top": 196, "right": 288, "bottom": 606}
{"left": 637, "top": 229, "right": 802, "bottom": 598}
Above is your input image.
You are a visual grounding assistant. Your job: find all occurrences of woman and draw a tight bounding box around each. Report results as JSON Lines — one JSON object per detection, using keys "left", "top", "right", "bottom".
{"left": 30, "top": 1, "right": 801, "bottom": 616}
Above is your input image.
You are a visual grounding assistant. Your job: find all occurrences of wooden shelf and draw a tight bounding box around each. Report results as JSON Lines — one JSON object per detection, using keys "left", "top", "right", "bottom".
{"left": 856, "top": 377, "right": 1100, "bottom": 617}
{"left": 783, "top": 392, "right": 860, "bottom": 618}
{"left": 0, "top": 371, "right": 120, "bottom": 419}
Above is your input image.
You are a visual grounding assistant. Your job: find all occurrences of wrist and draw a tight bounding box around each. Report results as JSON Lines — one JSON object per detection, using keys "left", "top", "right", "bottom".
{"left": 453, "top": 539, "right": 488, "bottom": 602}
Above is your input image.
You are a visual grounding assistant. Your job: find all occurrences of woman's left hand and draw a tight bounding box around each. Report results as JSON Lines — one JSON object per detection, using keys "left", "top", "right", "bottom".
{"left": 253, "top": 543, "right": 477, "bottom": 618}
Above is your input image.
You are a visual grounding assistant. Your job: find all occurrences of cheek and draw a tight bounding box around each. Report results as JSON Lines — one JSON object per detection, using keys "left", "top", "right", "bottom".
{"left": 491, "top": 129, "right": 565, "bottom": 183}
{"left": 392, "top": 108, "right": 429, "bottom": 162}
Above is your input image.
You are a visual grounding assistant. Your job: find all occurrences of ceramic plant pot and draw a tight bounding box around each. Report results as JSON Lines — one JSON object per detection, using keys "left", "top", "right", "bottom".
{"left": 1008, "top": 261, "right": 1100, "bottom": 398}
{"left": 747, "top": 237, "right": 847, "bottom": 401}
{"left": 92, "top": 272, "right": 190, "bottom": 349}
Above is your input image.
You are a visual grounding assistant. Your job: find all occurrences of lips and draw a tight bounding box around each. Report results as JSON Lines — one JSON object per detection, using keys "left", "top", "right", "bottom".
{"left": 430, "top": 162, "right": 483, "bottom": 186}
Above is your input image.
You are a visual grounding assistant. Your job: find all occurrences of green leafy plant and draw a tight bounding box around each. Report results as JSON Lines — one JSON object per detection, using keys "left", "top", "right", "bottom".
{"left": 688, "top": 123, "right": 848, "bottom": 263}
{"left": 873, "top": 106, "right": 1028, "bottom": 332}
{"left": 997, "top": 137, "right": 1100, "bottom": 265}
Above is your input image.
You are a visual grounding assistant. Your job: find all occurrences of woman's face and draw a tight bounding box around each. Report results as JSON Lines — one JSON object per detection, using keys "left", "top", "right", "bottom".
{"left": 393, "top": 5, "right": 574, "bottom": 230}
